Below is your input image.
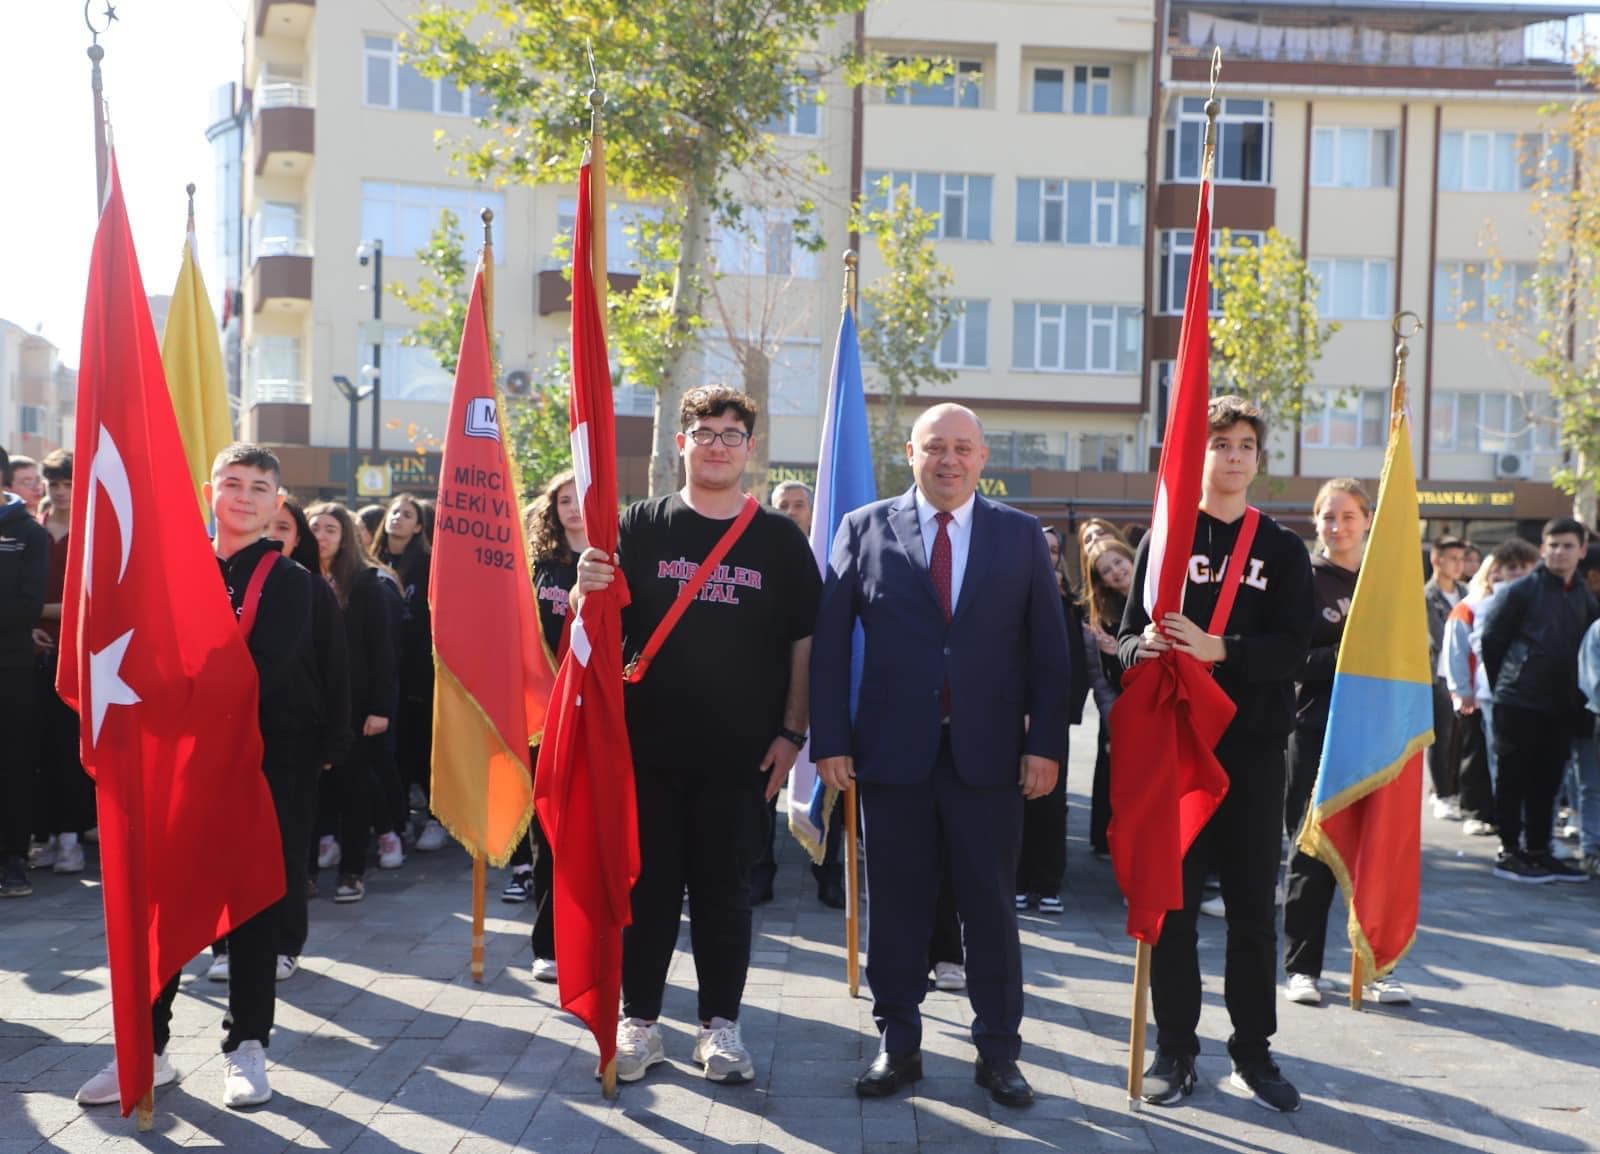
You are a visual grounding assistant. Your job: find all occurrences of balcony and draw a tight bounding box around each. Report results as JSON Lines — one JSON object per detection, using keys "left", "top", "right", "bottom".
{"left": 254, "top": 81, "right": 313, "bottom": 176}
{"left": 252, "top": 253, "right": 313, "bottom": 314}
{"left": 536, "top": 268, "right": 640, "bottom": 316}
{"left": 255, "top": 0, "right": 313, "bottom": 40}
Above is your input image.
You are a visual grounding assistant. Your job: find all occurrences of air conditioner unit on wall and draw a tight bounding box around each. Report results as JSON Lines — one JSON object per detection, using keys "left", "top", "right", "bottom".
{"left": 1493, "top": 451, "right": 1533, "bottom": 480}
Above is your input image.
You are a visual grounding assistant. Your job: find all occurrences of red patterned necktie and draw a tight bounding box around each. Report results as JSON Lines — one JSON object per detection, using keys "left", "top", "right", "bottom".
{"left": 931, "top": 511, "right": 952, "bottom": 718}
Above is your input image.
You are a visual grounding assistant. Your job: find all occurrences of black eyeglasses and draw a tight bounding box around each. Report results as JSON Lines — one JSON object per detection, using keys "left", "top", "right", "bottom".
{"left": 686, "top": 427, "right": 750, "bottom": 447}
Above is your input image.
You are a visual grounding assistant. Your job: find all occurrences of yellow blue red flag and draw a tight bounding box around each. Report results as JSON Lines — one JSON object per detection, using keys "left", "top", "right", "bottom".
{"left": 1297, "top": 384, "right": 1434, "bottom": 988}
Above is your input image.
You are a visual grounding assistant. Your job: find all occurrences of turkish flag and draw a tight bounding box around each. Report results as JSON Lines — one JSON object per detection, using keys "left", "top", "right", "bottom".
{"left": 534, "top": 142, "right": 639, "bottom": 1077}
{"left": 57, "top": 156, "right": 284, "bottom": 1115}
{"left": 1108, "top": 174, "right": 1233, "bottom": 944}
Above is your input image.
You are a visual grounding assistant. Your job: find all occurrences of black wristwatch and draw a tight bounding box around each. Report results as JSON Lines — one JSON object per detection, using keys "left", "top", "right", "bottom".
{"left": 777, "top": 727, "right": 808, "bottom": 749}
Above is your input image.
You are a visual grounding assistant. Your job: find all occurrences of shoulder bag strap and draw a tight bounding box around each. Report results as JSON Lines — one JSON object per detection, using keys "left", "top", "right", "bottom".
{"left": 624, "top": 495, "right": 760, "bottom": 684}
{"left": 237, "top": 553, "right": 279, "bottom": 642}
{"left": 1206, "top": 506, "right": 1261, "bottom": 639}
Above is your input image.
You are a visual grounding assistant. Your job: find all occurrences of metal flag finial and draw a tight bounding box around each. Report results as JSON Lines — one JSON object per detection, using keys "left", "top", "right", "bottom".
{"left": 1202, "top": 49, "right": 1223, "bottom": 180}
{"left": 842, "top": 250, "right": 858, "bottom": 315}
{"left": 1391, "top": 310, "right": 1423, "bottom": 414}
{"left": 586, "top": 41, "right": 605, "bottom": 133}
{"left": 481, "top": 207, "right": 495, "bottom": 248}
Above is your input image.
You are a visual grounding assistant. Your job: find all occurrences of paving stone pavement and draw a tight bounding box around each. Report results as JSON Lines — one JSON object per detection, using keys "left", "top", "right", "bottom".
{"left": 2, "top": 710, "right": 1598, "bottom": 1152}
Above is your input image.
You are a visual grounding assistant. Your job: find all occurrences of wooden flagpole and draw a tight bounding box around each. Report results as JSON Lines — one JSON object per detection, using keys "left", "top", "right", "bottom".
{"left": 841, "top": 250, "right": 861, "bottom": 999}
{"left": 471, "top": 856, "right": 487, "bottom": 983}
{"left": 468, "top": 206, "right": 498, "bottom": 988}
{"left": 1126, "top": 48, "right": 1223, "bottom": 1112}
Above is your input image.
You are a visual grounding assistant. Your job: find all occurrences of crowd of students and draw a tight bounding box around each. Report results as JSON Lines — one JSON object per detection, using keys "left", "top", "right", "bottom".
{"left": 4, "top": 400, "right": 1598, "bottom": 1114}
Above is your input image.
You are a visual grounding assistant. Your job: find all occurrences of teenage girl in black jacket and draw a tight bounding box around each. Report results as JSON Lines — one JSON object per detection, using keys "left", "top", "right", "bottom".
{"left": 374, "top": 494, "right": 439, "bottom": 850}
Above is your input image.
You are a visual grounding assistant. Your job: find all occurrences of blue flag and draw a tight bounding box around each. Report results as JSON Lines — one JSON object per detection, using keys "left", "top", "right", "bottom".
{"left": 788, "top": 304, "right": 876, "bottom": 860}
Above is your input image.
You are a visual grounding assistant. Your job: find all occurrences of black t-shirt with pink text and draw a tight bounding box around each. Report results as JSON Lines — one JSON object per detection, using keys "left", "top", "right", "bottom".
{"left": 618, "top": 493, "right": 820, "bottom": 777}
{"left": 533, "top": 556, "right": 577, "bottom": 659}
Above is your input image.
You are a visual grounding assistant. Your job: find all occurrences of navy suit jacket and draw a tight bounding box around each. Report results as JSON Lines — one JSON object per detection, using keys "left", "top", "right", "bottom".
{"left": 810, "top": 488, "right": 1072, "bottom": 787}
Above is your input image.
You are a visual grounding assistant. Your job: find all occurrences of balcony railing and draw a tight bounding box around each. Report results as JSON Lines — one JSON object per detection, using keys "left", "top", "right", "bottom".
{"left": 248, "top": 377, "right": 311, "bottom": 405}
{"left": 254, "top": 234, "right": 312, "bottom": 259}
{"left": 257, "top": 79, "right": 313, "bottom": 109}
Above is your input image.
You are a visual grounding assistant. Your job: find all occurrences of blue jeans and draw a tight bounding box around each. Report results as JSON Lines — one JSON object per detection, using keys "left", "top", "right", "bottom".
{"left": 1560, "top": 730, "right": 1600, "bottom": 857}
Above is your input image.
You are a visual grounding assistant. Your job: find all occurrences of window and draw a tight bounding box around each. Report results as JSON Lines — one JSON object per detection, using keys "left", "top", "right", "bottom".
{"left": 363, "top": 35, "right": 490, "bottom": 117}
{"left": 1011, "top": 303, "right": 1141, "bottom": 373}
{"left": 713, "top": 208, "right": 817, "bottom": 279}
{"left": 988, "top": 431, "right": 1065, "bottom": 470}
{"left": 884, "top": 57, "right": 982, "bottom": 108}
{"left": 1079, "top": 434, "right": 1122, "bottom": 472}
{"left": 1308, "top": 258, "right": 1392, "bottom": 319}
{"left": 251, "top": 202, "right": 306, "bottom": 260}
{"left": 18, "top": 405, "right": 45, "bottom": 437}
{"left": 360, "top": 183, "right": 507, "bottom": 263}
{"left": 1433, "top": 390, "right": 1562, "bottom": 452}
{"left": 936, "top": 299, "right": 989, "bottom": 369}
{"left": 1438, "top": 131, "right": 1567, "bottom": 192}
{"left": 1152, "top": 361, "right": 1173, "bottom": 446}
{"left": 249, "top": 336, "right": 305, "bottom": 404}
{"left": 760, "top": 74, "right": 820, "bottom": 136}
{"left": 702, "top": 339, "right": 821, "bottom": 416}
{"left": 1311, "top": 127, "right": 1397, "bottom": 188}
{"left": 548, "top": 200, "right": 666, "bottom": 273}
{"left": 1166, "top": 97, "right": 1272, "bottom": 184}
{"left": 1301, "top": 389, "right": 1388, "bottom": 449}
{"left": 1157, "top": 230, "right": 1264, "bottom": 315}
{"left": 1433, "top": 261, "right": 1536, "bottom": 323}
{"left": 1032, "top": 65, "right": 1111, "bottom": 114}
{"left": 382, "top": 327, "right": 453, "bottom": 404}
{"left": 1016, "top": 180, "right": 1142, "bottom": 246}
{"left": 864, "top": 171, "right": 993, "bottom": 241}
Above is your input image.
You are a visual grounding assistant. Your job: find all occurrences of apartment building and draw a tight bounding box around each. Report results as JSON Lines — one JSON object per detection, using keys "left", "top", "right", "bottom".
{"left": 0, "top": 320, "right": 74, "bottom": 460}
{"left": 237, "top": 0, "right": 1590, "bottom": 532}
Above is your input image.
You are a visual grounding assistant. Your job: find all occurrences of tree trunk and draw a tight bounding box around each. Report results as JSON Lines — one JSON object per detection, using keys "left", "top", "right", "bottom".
{"left": 1574, "top": 447, "right": 1599, "bottom": 527}
{"left": 742, "top": 345, "right": 771, "bottom": 500}
{"left": 649, "top": 184, "right": 713, "bottom": 497}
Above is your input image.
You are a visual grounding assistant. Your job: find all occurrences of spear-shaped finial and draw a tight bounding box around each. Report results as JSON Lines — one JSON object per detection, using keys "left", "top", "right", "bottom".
{"left": 842, "top": 250, "right": 859, "bottom": 314}
{"left": 1203, "top": 48, "right": 1223, "bottom": 178}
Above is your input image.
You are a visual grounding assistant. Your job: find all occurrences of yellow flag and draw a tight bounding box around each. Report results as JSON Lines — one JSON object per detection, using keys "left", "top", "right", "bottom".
{"left": 161, "top": 230, "right": 234, "bottom": 518}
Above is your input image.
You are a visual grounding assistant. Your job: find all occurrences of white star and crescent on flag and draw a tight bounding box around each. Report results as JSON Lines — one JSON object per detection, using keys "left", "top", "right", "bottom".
{"left": 82, "top": 425, "right": 142, "bottom": 745}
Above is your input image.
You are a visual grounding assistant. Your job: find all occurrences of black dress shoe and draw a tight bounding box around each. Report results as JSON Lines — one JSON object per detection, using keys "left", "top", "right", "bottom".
{"left": 817, "top": 879, "right": 846, "bottom": 909}
{"left": 855, "top": 1050, "right": 922, "bottom": 1098}
{"left": 975, "top": 1055, "right": 1034, "bottom": 1107}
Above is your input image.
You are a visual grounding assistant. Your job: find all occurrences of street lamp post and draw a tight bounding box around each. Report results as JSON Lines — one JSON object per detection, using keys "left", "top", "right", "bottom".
{"left": 357, "top": 239, "right": 383, "bottom": 452}
{"left": 332, "top": 374, "right": 374, "bottom": 503}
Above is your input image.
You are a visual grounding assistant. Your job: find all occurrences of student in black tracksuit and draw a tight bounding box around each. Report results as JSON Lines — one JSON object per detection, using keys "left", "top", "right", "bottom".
{"left": 1083, "top": 538, "right": 1137, "bottom": 857}
{"left": 1119, "top": 397, "right": 1314, "bottom": 1114}
{"left": 1015, "top": 525, "right": 1092, "bottom": 912}
{"left": 0, "top": 467, "right": 49, "bottom": 899}
{"left": 375, "top": 494, "right": 436, "bottom": 847}
{"left": 308, "top": 502, "right": 398, "bottom": 904}
{"left": 1278, "top": 480, "right": 1408, "bottom": 1004}
{"left": 503, "top": 471, "right": 584, "bottom": 981}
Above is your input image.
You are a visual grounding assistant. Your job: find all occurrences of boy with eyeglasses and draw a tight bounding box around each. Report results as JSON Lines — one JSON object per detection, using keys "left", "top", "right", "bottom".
{"left": 574, "top": 385, "right": 820, "bottom": 1086}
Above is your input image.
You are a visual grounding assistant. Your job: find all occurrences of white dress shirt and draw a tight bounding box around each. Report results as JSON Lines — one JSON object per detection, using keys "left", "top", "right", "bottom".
{"left": 914, "top": 489, "right": 976, "bottom": 612}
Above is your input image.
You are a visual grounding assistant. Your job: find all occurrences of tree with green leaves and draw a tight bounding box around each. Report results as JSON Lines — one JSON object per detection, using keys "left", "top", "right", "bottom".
{"left": 1209, "top": 228, "right": 1338, "bottom": 468}
{"left": 854, "top": 181, "right": 958, "bottom": 493}
{"left": 1483, "top": 59, "right": 1600, "bottom": 524}
{"left": 388, "top": 208, "right": 572, "bottom": 491}
{"left": 409, "top": 0, "right": 936, "bottom": 496}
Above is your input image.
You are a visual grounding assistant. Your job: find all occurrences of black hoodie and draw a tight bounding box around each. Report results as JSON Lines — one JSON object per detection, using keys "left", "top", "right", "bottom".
{"left": 1118, "top": 508, "right": 1314, "bottom": 743}
{"left": 1294, "top": 554, "right": 1361, "bottom": 735}
{"left": 0, "top": 494, "right": 48, "bottom": 670}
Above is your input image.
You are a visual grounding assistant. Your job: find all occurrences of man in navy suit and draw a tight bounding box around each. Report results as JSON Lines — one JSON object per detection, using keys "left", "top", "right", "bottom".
{"left": 811, "top": 403, "right": 1071, "bottom": 1107}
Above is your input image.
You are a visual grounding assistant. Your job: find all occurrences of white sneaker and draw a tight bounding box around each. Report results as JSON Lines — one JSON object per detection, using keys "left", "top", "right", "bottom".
{"left": 275, "top": 955, "right": 299, "bottom": 982}
{"left": 316, "top": 836, "right": 341, "bottom": 869}
{"left": 415, "top": 820, "right": 448, "bottom": 852}
{"left": 1462, "top": 818, "right": 1496, "bottom": 837}
{"left": 1284, "top": 973, "right": 1322, "bottom": 1005}
{"left": 377, "top": 832, "right": 405, "bottom": 869}
{"left": 76, "top": 1052, "right": 177, "bottom": 1106}
{"left": 693, "top": 1017, "right": 754, "bottom": 1085}
{"left": 53, "top": 842, "right": 86, "bottom": 874}
{"left": 613, "top": 1018, "right": 665, "bottom": 1083}
{"left": 531, "top": 956, "right": 558, "bottom": 984}
{"left": 932, "top": 962, "right": 966, "bottom": 991}
{"left": 1430, "top": 795, "right": 1461, "bottom": 821}
{"left": 29, "top": 837, "right": 58, "bottom": 869}
{"left": 1199, "top": 894, "right": 1226, "bottom": 918}
{"left": 1561, "top": 821, "right": 1582, "bottom": 841}
{"left": 206, "top": 954, "right": 230, "bottom": 982}
{"left": 221, "top": 1040, "right": 271, "bottom": 1108}
{"left": 1367, "top": 978, "right": 1412, "bottom": 1005}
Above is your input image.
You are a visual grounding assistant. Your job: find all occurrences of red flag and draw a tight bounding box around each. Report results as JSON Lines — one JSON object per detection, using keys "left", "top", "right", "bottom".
{"left": 533, "top": 142, "right": 639, "bottom": 1076}
{"left": 1108, "top": 175, "right": 1233, "bottom": 944}
{"left": 428, "top": 254, "right": 551, "bottom": 865}
{"left": 57, "top": 156, "right": 283, "bottom": 1115}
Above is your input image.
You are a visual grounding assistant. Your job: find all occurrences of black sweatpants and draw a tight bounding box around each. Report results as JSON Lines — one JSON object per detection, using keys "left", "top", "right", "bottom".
{"left": 1427, "top": 681, "right": 1460, "bottom": 799}
{"left": 1492, "top": 703, "right": 1570, "bottom": 856}
{"left": 1151, "top": 733, "right": 1286, "bottom": 1065}
{"left": 36, "top": 660, "right": 95, "bottom": 836}
{"left": 327, "top": 736, "right": 377, "bottom": 879}
{"left": 1018, "top": 729, "right": 1070, "bottom": 897}
{"left": 0, "top": 666, "right": 37, "bottom": 860}
{"left": 1455, "top": 709, "right": 1494, "bottom": 826}
{"left": 153, "top": 742, "right": 305, "bottom": 1052}
{"left": 621, "top": 767, "right": 766, "bottom": 1024}
{"left": 1090, "top": 720, "right": 1112, "bottom": 854}
{"left": 1281, "top": 726, "right": 1337, "bottom": 978}
{"left": 396, "top": 694, "right": 433, "bottom": 806}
